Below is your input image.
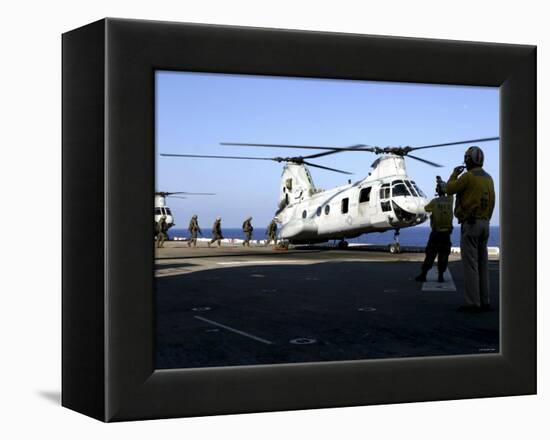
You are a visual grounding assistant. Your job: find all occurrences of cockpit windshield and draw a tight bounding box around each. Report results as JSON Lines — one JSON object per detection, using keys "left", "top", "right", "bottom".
{"left": 404, "top": 180, "right": 418, "bottom": 196}
{"left": 411, "top": 181, "right": 426, "bottom": 197}
{"left": 392, "top": 180, "right": 411, "bottom": 197}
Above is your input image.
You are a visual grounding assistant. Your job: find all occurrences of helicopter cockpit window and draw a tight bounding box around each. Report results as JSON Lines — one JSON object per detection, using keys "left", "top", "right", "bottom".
{"left": 325, "top": 205, "right": 330, "bottom": 215}
{"left": 164, "top": 208, "right": 172, "bottom": 215}
{"left": 155, "top": 208, "right": 162, "bottom": 216}
{"left": 404, "top": 180, "right": 418, "bottom": 196}
{"left": 285, "top": 178, "right": 293, "bottom": 191}
{"left": 359, "top": 187, "right": 371, "bottom": 203}
{"left": 392, "top": 180, "right": 411, "bottom": 197}
{"left": 302, "top": 210, "right": 307, "bottom": 219}
{"left": 411, "top": 181, "right": 426, "bottom": 197}
{"left": 380, "top": 184, "right": 390, "bottom": 199}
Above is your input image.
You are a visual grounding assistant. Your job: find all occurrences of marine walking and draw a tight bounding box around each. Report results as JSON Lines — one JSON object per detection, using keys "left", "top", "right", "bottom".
{"left": 156, "top": 214, "right": 168, "bottom": 248}
{"left": 266, "top": 218, "right": 278, "bottom": 246}
{"left": 187, "top": 214, "right": 202, "bottom": 247}
{"left": 242, "top": 217, "right": 254, "bottom": 247}
{"left": 208, "top": 216, "right": 223, "bottom": 247}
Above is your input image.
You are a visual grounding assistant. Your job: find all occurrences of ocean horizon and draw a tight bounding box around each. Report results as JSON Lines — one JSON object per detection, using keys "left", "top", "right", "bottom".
{"left": 168, "top": 225, "right": 500, "bottom": 247}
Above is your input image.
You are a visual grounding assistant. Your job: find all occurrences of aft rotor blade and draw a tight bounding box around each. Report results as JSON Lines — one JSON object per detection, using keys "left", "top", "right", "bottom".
{"left": 406, "top": 154, "right": 443, "bottom": 167}
{"left": 302, "top": 160, "right": 353, "bottom": 175}
{"left": 168, "top": 196, "right": 188, "bottom": 199}
{"left": 169, "top": 192, "right": 216, "bottom": 196}
{"left": 221, "top": 142, "right": 377, "bottom": 153}
{"left": 161, "top": 153, "right": 276, "bottom": 161}
{"left": 410, "top": 136, "right": 499, "bottom": 151}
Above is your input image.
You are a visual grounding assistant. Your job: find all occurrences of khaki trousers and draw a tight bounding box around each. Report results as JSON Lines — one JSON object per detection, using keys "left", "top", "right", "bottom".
{"left": 460, "top": 219, "right": 490, "bottom": 307}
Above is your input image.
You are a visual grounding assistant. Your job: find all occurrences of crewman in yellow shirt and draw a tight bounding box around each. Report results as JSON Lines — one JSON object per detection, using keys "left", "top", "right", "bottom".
{"left": 415, "top": 176, "right": 454, "bottom": 283}
{"left": 446, "top": 146, "right": 495, "bottom": 312}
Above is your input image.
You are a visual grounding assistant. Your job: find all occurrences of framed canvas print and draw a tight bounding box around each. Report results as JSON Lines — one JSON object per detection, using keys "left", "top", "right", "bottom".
{"left": 62, "top": 18, "right": 536, "bottom": 422}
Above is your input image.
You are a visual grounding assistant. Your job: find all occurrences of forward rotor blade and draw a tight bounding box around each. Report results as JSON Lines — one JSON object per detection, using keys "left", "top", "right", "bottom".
{"left": 302, "top": 144, "right": 373, "bottom": 160}
{"left": 161, "top": 153, "right": 276, "bottom": 161}
{"left": 168, "top": 196, "right": 188, "bottom": 199}
{"left": 406, "top": 154, "right": 443, "bottom": 168}
{"left": 221, "top": 142, "right": 377, "bottom": 153}
{"left": 410, "top": 137, "right": 499, "bottom": 151}
{"left": 302, "top": 160, "right": 353, "bottom": 175}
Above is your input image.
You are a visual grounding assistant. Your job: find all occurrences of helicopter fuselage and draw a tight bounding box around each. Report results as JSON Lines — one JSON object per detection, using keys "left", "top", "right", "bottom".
{"left": 154, "top": 194, "right": 175, "bottom": 229}
{"left": 276, "top": 155, "right": 429, "bottom": 244}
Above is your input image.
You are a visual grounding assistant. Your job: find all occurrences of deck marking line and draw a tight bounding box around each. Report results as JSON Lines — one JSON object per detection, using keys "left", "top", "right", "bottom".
{"left": 421, "top": 268, "right": 457, "bottom": 292}
{"left": 193, "top": 315, "right": 273, "bottom": 345}
{"left": 217, "top": 260, "right": 303, "bottom": 265}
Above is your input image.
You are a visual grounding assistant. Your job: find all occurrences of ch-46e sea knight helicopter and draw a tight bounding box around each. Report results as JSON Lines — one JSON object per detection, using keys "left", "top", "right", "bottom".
{"left": 155, "top": 191, "right": 215, "bottom": 230}
{"left": 161, "top": 136, "right": 498, "bottom": 252}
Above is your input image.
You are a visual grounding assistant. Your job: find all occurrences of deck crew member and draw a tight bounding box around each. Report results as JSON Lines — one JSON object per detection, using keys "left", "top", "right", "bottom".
{"left": 415, "top": 176, "right": 454, "bottom": 283}
{"left": 446, "top": 146, "right": 495, "bottom": 312}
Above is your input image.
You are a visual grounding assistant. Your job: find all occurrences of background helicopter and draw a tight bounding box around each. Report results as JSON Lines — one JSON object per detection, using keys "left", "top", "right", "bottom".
{"left": 155, "top": 191, "right": 215, "bottom": 230}
{"left": 161, "top": 136, "right": 497, "bottom": 252}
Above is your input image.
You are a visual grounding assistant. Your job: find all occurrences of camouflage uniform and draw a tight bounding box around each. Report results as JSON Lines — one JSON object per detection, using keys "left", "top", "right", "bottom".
{"left": 447, "top": 166, "right": 495, "bottom": 308}
{"left": 156, "top": 215, "right": 168, "bottom": 248}
{"left": 208, "top": 218, "right": 223, "bottom": 247}
{"left": 188, "top": 215, "right": 201, "bottom": 247}
{"left": 242, "top": 217, "right": 254, "bottom": 247}
{"left": 266, "top": 219, "right": 278, "bottom": 246}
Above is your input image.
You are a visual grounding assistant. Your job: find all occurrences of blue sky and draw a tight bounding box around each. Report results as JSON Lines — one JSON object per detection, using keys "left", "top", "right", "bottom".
{"left": 156, "top": 71, "right": 499, "bottom": 228}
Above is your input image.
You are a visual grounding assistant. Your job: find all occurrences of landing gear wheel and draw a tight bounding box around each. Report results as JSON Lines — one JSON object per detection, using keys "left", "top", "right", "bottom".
{"left": 389, "top": 229, "right": 401, "bottom": 254}
{"left": 389, "top": 243, "right": 401, "bottom": 254}
{"left": 338, "top": 240, "right": 349, "bottom": 249}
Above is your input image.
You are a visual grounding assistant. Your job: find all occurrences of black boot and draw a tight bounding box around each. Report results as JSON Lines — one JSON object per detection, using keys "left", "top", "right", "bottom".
{"left": 438, "top": 273, "right": 445, "bottom": 283}
{"left": 415, "top": 273, "right": 427, "bottom": 282}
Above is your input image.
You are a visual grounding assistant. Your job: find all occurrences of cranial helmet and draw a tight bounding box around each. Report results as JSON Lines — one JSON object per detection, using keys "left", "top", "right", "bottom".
{"left": 192, "top": 214, "right": 197, "bottom": 218}
{"left": 435, "top": 176, "right": 447, "bottom": 196}
{"left": 216, "top": 216, "right": 221, "bottom": 221}
{"left": 464, "top": 146, "right": 484, "bottom": 166}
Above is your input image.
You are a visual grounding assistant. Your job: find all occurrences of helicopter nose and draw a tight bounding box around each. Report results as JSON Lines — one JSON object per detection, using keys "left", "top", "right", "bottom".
{"left": 399, "top": 197, "right": 426, "bottom": 215}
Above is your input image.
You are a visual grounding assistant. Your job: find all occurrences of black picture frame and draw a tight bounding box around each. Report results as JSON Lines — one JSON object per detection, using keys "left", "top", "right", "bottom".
{"left": 62, "top": 18, "right": 536, "bottom": 422}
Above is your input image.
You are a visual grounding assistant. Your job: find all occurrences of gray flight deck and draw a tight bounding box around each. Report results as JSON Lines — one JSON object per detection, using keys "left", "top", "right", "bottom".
{"left": 155, "top": 242, "right": 500, "bottom": 369}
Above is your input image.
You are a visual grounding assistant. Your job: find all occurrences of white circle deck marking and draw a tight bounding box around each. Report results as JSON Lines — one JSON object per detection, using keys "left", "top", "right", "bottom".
{"left": 358, "top": 307, "right": 377, "bottom": 312}
{"left": 191, "top": 306, "right": 211, "bottom": 312}
{"left": 290, "top": 338, "right": 317, "bottom": 345}
{"left": 250, "top": 274, "right": 265, "bottom": 278}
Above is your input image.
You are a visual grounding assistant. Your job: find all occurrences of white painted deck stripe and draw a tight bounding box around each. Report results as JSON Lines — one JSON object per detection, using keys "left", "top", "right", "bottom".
{"left": 421, "top": 268, "right": 457, "bottom": 292}
{"left": 216, "top": 260, "right": 304, "bottom": 265}
{"left": 193, "top": 315, "right": 273, "bottom": 345}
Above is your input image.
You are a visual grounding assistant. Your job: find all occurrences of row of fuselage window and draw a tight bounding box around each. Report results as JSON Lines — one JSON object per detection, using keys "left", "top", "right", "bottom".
{"left": 301, "top": 180, "right": 424, "bottom": 219}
